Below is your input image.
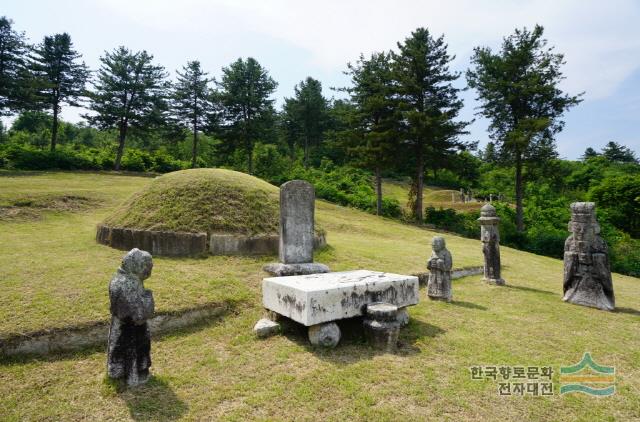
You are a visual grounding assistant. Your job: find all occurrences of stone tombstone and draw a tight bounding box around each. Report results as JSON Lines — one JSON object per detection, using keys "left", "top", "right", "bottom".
{"left": 427, "top": 236, "right": 453, "bottom": 301}
{"left": 107, "top": 248, "right": 155, "bottom": 387}
{"left": 478, "top": 203, "right": 505, "bottom": 285}
{"left": 563, "top": 202, "right": 615, "bottom": 311}
{"left": 279, "top": 180, "right": 315, "bottom": 264}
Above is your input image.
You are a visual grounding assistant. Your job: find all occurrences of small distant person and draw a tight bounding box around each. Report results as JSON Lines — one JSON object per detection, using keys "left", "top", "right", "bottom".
{"left": 427, "top": 236, "right": 453, "bottom": 302}
{"left": 107, "top": 248, "right": 155, "bottom": 386}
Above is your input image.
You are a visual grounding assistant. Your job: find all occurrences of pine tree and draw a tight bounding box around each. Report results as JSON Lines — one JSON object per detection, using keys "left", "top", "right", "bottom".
{"left": 85, "top": 46, "right": 168, "bottom": 170}
{"left": 581, "top": 147, "right": 599, "bottom": 160}
{"left": 467, "top": 25, "right": 582, "bottom": 232}
{"left": 216, "top": 57, "right": 277, "bottom": 174}
{"left": 343, "top": 52, "right": 400, "bottom": 215}
{"left": 392, "top": 28, "right": 469, "bottom": 221}
{"left": 171, "top": 60, "right": 213, "bottom": 168}
{"left": 283, "top": 77, "right": 328, "bottom": 166}
{"left": 601, "top": 141, "right": 637, "bottom": 163}
{"left": 0, "top": 16, "right": 29, "bottom": 116}
{"left": 32, "top": 33, "right": 88, "bottom": 151}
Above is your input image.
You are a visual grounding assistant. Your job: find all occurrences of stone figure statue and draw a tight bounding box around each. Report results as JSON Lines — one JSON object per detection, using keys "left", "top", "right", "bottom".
{"left": 427, "top": 236, "right": 453, "bottom": 301}
{"left": 478, "top": 203, "right": 505, "bottom": 285}
{"left": 563, "top": 202, "right": 614, "bottom": 311}
{"left": 107, "top": 248, "right": 155, "bottom": 386}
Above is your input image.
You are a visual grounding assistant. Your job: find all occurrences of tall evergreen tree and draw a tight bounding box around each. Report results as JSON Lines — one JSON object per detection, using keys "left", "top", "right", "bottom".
{"left": 392, "top": 28, "right": 468, "bottom": 221}
{"left": 0, "top": 16, "right": 29, "bottom": 116}
{"left": 32, "top": 33, "right": 88, "bottom": 150}
{"left": 467, "top": 25, "right": 582, "bottom": 232}
{"left": 85, "top": 46, "right": 168, "bottom": 170}
{"left": 283, "top": 77, "right": 328, "bottom": 166}
{"left": 343, "top": 52, "right": 399, "bottom": 215}
{"left": 601, "top": 141, "right": 637, "bottom": 163}
{"left": 217, "top": 57, "right": 277, "bottom": 174}
{"left": 171, "top": 60, "right": 213, "bottom": 168}
{"left": 581, "top": 147, "right": 599, "bottom": 160}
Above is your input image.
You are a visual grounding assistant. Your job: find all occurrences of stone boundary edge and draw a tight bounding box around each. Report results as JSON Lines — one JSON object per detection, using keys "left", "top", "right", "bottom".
{"left": 0, "top": 303, "right": 232, "bottom": 357}
{"left": 413, "top": 266, "right": 484, "bottom": 285}
{"left": 96, "top": 224, "right": 327, "bottom": 257}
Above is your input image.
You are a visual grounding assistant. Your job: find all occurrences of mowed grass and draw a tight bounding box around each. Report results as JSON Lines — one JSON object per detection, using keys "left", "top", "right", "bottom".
{"left": 0, "top": 171, "right": 639, "bottom": 421}
{"left": 0, "top": 172, "right": 480, "bottom": 338}
{"left": 383, "top": 179, "right": 484, "bottom": 213}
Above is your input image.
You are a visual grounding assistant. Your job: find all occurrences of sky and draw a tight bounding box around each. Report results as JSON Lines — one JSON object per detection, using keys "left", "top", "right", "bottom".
{"left": 3, "top": 0, "right": 639, "bottom": 159}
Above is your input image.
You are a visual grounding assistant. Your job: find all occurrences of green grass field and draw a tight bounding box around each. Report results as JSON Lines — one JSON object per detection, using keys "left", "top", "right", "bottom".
{"left": 382, "top": 179, "right": 483, "bottom": 213}
{"left": 1, "top": 171, "right": 639, "bottom": 421}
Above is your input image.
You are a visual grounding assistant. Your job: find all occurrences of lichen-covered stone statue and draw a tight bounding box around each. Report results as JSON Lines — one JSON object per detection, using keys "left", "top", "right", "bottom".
{"left": 427, "top": 236, "right": 452, "bottom": 301}
{"left": 563, "top": 202, "right": 614, "bottom": 311}
{"left": 107, "top": 248, "right": 155, "bottom": 386}
{"left": 478, "top": 203, "right": 505, "bottom": 285}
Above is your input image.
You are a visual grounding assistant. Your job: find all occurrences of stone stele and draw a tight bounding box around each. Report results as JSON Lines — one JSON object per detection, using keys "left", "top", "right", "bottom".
{"left": 426, "top": 236, "right": 453, "bottom": 301}
{"left": 478, "top": 203, "right": 505, "bottom": 285}
{"left": 262, "top": 270, "right": 419, "bottom": 326}
{"left": 279, "top": 180, "right": 315, "bottom": 264}
{"left": 563, "top": 202, "right": 615, "bottom": 311}
{"left": 107, "top": 248, "right": 155, "bottom": 387}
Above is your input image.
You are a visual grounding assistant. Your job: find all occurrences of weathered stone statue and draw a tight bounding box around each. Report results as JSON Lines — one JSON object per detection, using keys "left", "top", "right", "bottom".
{"left": 107, "top": 248, "right": 155, "bottom": 386}
{"left": 427, "top": 236, "right": 452, "bottom": 301}
{"left": 478, "top": 203, "right": 505, "bottom": 285}
{"left": 563, "top": 202, "right": 614, "bottom": 311}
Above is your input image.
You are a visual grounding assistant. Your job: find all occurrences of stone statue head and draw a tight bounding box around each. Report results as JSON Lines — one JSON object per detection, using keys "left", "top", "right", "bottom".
{"left": 432, "top": 236, "right": 446, "bottom": 252}
{"left": 568, "top": 202, "right": 599, "bottom": 240}
{"left": 121, "top": 248, "right": 153, "bottom": 280}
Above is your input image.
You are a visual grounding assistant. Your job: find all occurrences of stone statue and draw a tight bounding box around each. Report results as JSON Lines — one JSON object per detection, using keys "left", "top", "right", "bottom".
{"left": 107, "top": 248, "right": 155, "bottom": 386}
{"left": 563, "top": 202, "right": 614, "bottom": 311}
{"left": 427, "top": 236, "right": 453, "bottom": 301}
{"left": 478, "top": 203, "right": 505, "bottom": 285}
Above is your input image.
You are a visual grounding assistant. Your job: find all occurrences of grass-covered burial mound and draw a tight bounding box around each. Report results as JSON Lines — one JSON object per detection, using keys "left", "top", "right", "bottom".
{"left": 97, "top": 169, "right": 324, "bottom": 256}
{"left": 103, "top": 169, "right": 280, "bottom": 235}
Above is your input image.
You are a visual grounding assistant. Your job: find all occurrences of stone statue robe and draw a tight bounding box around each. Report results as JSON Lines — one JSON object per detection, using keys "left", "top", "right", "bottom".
{"left": 427, "top": 249, "right": 453, "bottom": 301}
{"left": 563, "top": 234, "right": 614, "bottom": 311}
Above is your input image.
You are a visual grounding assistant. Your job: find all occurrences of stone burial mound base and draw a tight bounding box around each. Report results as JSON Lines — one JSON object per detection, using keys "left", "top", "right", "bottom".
{"left": 96, "top": 168, "right": 326, "bottom": 257}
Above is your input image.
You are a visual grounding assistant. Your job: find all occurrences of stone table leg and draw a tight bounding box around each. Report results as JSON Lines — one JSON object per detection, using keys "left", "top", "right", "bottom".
{"left": 308, "top": 322, "right": 341, "bottom": 348}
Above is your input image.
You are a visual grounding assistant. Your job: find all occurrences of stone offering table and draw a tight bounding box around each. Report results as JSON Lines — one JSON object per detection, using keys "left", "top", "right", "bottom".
{"left": 262, "top": 270, "right": 419, "bottom": 346}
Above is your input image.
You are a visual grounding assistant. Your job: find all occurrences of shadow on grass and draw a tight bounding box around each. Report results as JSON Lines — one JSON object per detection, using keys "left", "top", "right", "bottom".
{"left": 449, "top": 300, "right": 487, "bottom": 310}
{"left": 504, "top": 284, "right": 556, "bottom": 295}
{"left": 104, "top": 376, "right": 188, "bottom": 421}
{"left": 279, "top": 315, "right": 445, "bottom": 364}
{"left": 615, "top": 307, "right": 640, "bottom": 316}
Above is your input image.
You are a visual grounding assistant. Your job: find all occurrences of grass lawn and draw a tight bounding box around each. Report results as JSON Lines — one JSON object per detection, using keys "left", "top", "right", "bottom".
{"left": 382, "top": 179, "right": 483, "bottom": 213}
{"left": 0, "top": 171, "right": 639, "bottom": 421}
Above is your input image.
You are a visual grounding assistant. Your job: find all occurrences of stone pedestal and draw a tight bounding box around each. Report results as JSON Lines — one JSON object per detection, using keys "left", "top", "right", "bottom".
{"left": 363, "top": 303, "right": 400, "bottom": 351}
{"left": 478, "top": 204, "right": 505, "bottom": 285}
{"left": 262, "top": 270, "right": 419, "bottom": 326}
{"left": 563, "top": 202, "right": 614, "bottom": 311}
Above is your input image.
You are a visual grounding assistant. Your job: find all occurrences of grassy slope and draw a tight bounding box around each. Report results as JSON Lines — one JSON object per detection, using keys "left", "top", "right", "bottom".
{"left": 383, "top": 179, "right": 484, "bottom": 213}
{"left": 0, "top": 171, "right": 639, "bottom": 421}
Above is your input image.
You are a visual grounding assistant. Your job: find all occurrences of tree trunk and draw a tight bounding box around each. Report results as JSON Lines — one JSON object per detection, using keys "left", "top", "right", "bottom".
{"left": 191, "top": 121, "right": 198, "bottom": 169}
{"left": 114, "top": 122, "right": 127, "bottom": 171}
{"left": 50, "top": 101, "right": 59, "bottom": 151}
{"left": 415, "top": 147, "right": 424, "bottom": 222}
{"left": 375, "top": 166, "right": 382, "bottom": 216}
{"left": 303, "top": 135, "right": 309, "bottom": 168}
{"left": 515, "top": 152, "right": 524, "bottom": 233}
